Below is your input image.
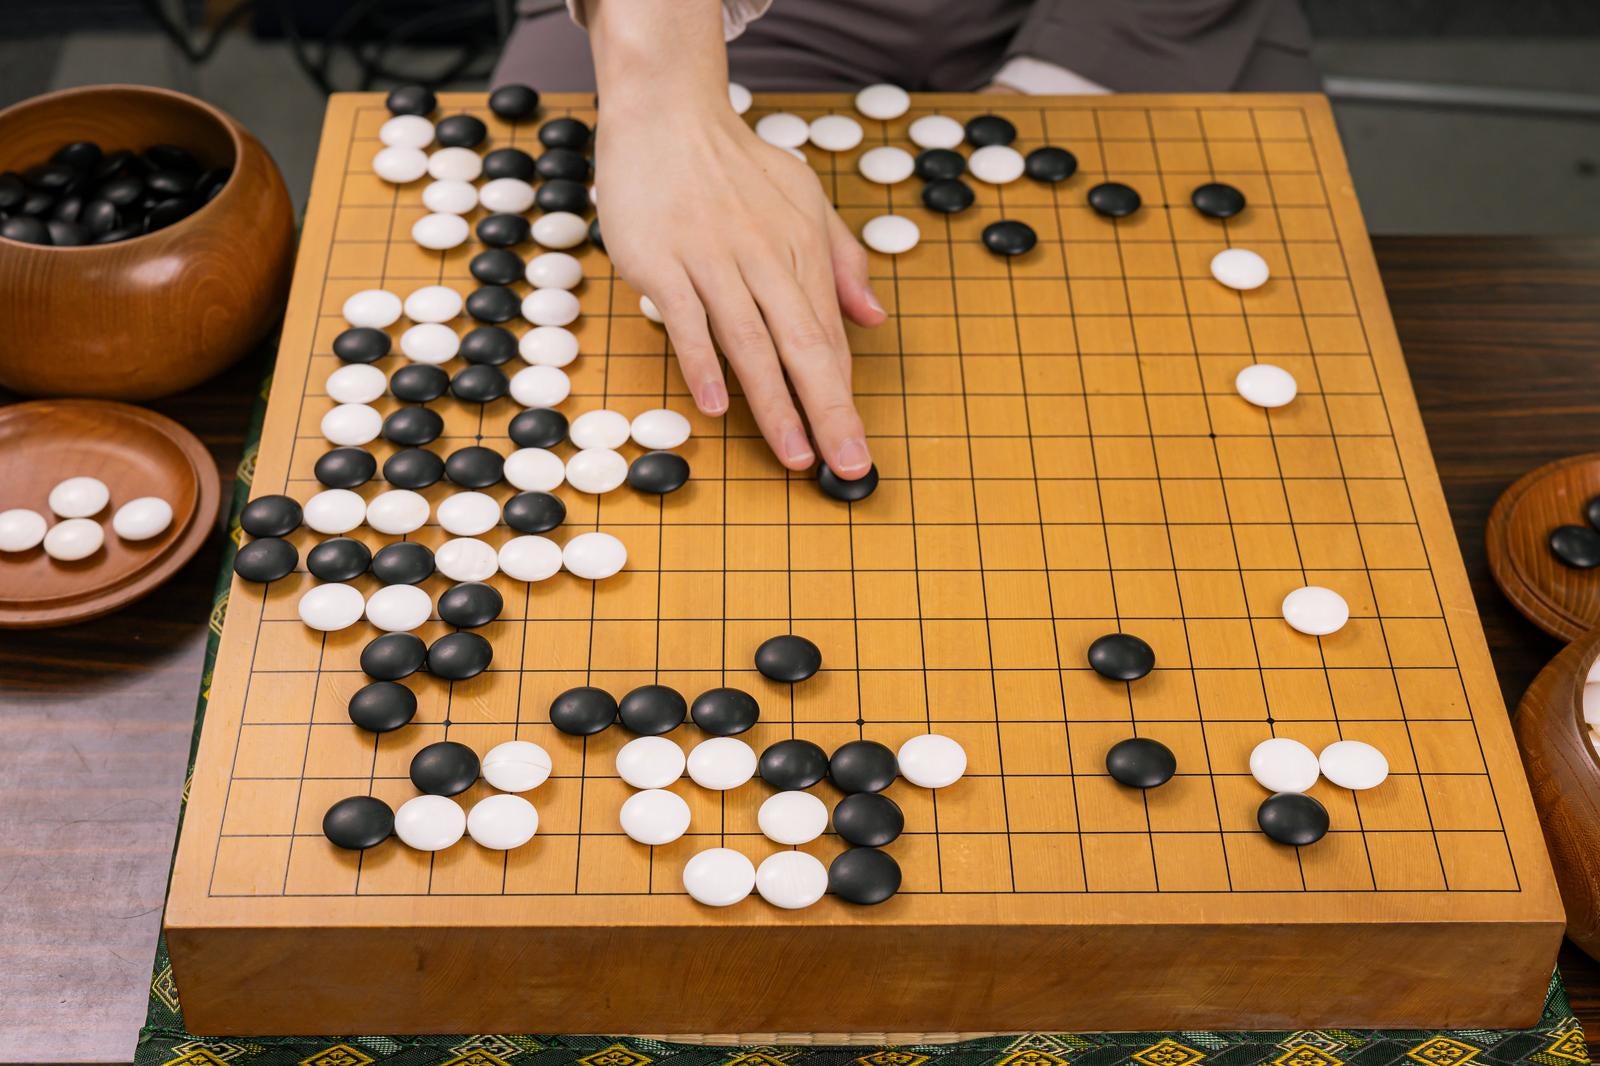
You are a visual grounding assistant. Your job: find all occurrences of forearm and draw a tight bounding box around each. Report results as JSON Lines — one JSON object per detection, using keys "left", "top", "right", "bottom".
{"left": 583, "top": 0, "right": 729, "bottom": 117}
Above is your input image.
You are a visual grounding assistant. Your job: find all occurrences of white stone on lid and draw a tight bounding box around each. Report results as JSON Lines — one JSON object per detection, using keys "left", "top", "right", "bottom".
{"left": 481, "top": 740, "right": 553, "bottom": 792}
{"left": 1235, "top": 363, "right": 1297, "bottom": 409}
{"left": 326, "top": 363, "right": 386, "bottom": 405}
{"left": 639, "top": 295, "right": 663, "bottom": 323}
{"left": 525, "top": 251, "right": 583, "bottom": 290}
{"left": 504, "top": 448, "right": 565, "bottom": 492}
{"left": 728, "top": 82, "right": 753, "bottom": 115}
{"left": 631, "top": 408, "right": 691, "bottom": 450}
{"left": 42, "top": 517, "right": 103, "bottom": 561}
{"left": 531, "top": 211, "right": 587, "bottom": 249}
{"left": 404, "top": 284, "right": 463, "bottom": 323}
{"left": 522, "top": 288, "right": 581, "bottom": 328}
{"left": 1319, "top": 740, "right": 1388, "bottom": 790}
{"left": 436, "top": 491, "right": 500, "bottom": 537}
{"left": 510, "top": 365, "right": 572, "bottom": 408}
{"left": 756, "top": 850, "right": 828, "bottom": 910}
{"left": 498, "top": 535, "right": 563, "bottom": 582}
{"left": 687, "top": 736, "right": 757, "bottom": 791}
{"left": 478, "top": 176, "right": 535, "bottom": 214}
{"left": 372, "top": 146, "right": 428, "bottom": 184}
{"left": 908, "top": 114, "right": 964, "bottom": 149}
{"left": 297, "top": 582, "right": 365, "bottom": 631}
{"left": 320, "top": 403, "right": 383, "bottom": 446}
{"left": 467, "top": 794, "right": 539, "bottom": 849}
{"left": 1211, "top": 247, "right": 1270, "bottom": 291}
{"left": 562, "top": 530, "right": 626, "bottom": 579}
{"left": 0, "top": 509, "right": 47, "bottom": 552}
{"left": 435, "top": 537, "right": 499, "bottom": 582}
{"left": 1248, "top": 737, "right": 1320, "bottom": 794}
{"left": 570, "top": 409, "right": 631, "bottom": 450}
{"left": 303, "top": 489, "right": 366, "bottom": 534}
{"left": 422, "top": 178, "right": 477, "bottom": 215}
{"left": 809, "top": 114, "right": 863, "bottom": 152}
{"left": 969, "top": 144, "right": 1025, "bottom": 184}
{"left": 855, "top": 83, "right": 911, "bottom": 121}
{"left": 365, "top": 489, "right": 430, "bottom": 535}
{"left": 48, "top": 476, "right": 109, "bottom": 518}
{"left": 757, "top": 790, "right": 828, "bottom": 845}
{"left": 1282, "top": 585, "right": 1349, "bottom": 636}
{"left": 519, "top": 325, "right": 579, "bottom": 367}
{"left": 412, "top": 212, "right": 470, "bottom": 250}
{"left": 343, "top": 288, "right": 402, "bottom": 328}
{"left": 858, "top": 145, "right": 914, "bottom": 185}
{"left": 565, "top": 448, "right": 627, "bottom": 494}
{"left": 862, "top": 214, "right": 919, "bottom": 255}
{"left": 896, "top": 733, "right": 966, "bottom": 789}
{"left": 400, "top": 322, "right": 460, "bottom": 364}
{"left": 394, "top": 794, "right": 465, "bottom": 851}
{"left": 682, "top": 847, "right": 756, "bottom": 906}
{"left": 616, "top": 735, "right": 686, "bottom": 789}
{"left": 426, "top": 146, "right": 483, "bottom": 182}
{"left": 365, "top": 582, "right": 432, "bottom": 632}
{"left": 620, "top": 788, "right": 691, "bottom": 845}
{"left": 380, "top": 114, "right": 435, "bottom": 149}
{"left": 755, "top": 112, "right": 809, "bottom": 149}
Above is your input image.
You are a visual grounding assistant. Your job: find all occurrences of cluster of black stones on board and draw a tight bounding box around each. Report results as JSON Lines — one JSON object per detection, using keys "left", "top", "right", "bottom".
{"left": 0, "top": 141, "right": 229, "bottom": 246}
{"left": 1548, "top": 495, "right": 1600, "bottom": 569}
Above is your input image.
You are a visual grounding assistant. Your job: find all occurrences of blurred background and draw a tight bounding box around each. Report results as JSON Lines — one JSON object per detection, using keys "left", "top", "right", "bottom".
{"left": 2, "top": 0, "right": 1599, "bottom": 232}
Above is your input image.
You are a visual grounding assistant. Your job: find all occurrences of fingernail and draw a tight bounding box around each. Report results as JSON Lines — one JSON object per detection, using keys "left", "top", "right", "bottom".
{"left": 864, "top": 287, "right": 885, "bottom": 316}
{"left": 695, "top": 379, "right": 728, "bottom": 413}
{"left": 782, "top": 427, "right": 815, "bottom": 465}
{"left": 835, "top": 436, "right": 871, "bottom": 472}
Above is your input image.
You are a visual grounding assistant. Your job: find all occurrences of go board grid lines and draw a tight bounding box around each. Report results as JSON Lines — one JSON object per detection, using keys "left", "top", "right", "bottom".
{"left": 207, "top": 95, "right": 1518, "bottom": 904}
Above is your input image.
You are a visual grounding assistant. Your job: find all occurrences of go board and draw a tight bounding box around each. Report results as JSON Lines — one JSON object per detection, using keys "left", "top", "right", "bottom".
{"left": 165, "top": 92, "right": 1563, "bottom": 1037}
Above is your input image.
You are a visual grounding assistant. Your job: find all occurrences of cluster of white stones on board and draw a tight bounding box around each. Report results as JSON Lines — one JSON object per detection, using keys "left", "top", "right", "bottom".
{"left": 0, "top": 476, "right": 173, "bottom": 561}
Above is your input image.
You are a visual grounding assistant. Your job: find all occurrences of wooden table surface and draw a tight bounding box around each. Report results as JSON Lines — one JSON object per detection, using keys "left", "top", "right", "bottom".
{"left": 3, "top": 235, "right": 1599, "bottom": 1064}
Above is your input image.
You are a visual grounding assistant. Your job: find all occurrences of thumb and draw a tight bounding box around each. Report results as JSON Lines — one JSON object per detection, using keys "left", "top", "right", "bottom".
{"left": 827, "top": 209, "right": 886, "bottom": 328}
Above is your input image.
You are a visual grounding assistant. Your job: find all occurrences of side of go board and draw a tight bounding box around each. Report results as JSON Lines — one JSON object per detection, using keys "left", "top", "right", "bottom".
{"left": 165, "top": 92, "right": 1562, "bottom": 1037}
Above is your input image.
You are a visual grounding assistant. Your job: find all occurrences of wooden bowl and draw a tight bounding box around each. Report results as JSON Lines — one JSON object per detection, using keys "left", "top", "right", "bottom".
{"left": 1487, "top": 452, "right": 1600, "bottom": 641}
{"left": 0, "top": 84, "right": 295, "bottom": 400}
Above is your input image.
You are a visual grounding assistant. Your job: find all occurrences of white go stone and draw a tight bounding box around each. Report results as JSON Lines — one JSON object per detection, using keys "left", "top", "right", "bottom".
{"left": 858, "top": 145, "right": 915, "bottom": 184}
{"left": 1319, "top": 740, "right": 1389, "bottom": 791}
{"left": 682, "top": 847, "right": 756, "bottom": 907}
{"left": 303, "top": 488, "right": 366, "bottom": 534}
{"left": 326, "top": 363, "right": 386, "bottom": 404}
{"left": 639, "top": 295, "right": 663, "bottom": 323}
{"left": 570, "top": 409, "right": 631, "bottom": 450}
{"left": 1588, "top": 655, "right": 1600, "bottom": 684}
{"left": 908, "top": 114, "right": 964, "bottom": 149}
{"left": 481, "top": 740, "right": 553, "bottom": 792}
{"left": 113, "top": 497, "right": 174, "bottom": 541}
{"left": 498, "top": 535, "right": 563, "bottom": 582}
{"left": 519, "top": 326, "right": 579, "bottom": 367}
{"left": 42, "top": 518, "right": 103, "bottom": 561}
{"left": 525, "top": 251, "right": 583, "bottom": 290}
{"left": 531, "top": 211, "right": 587, "bottom": 249}
{"left": 782, "top": 145, "right": 808, "bottom": 162}
{"left": 755, "top": 112, "right": 809, "bottom": 149}
{"left": 404, "top": 284, "right": 463, "bottom": 323}
{"left": 320, "top": 403, "right": 383, "bottom": 446}
{"left": 297, "top": 582, "right": 365, "bottom": 631}
{"left": 728, "top": 81, "right": 753, "bottom": 115}
{"left": 619, "top": 788, "right": 691, "bottom": 845}
{"left": 435, "top": 537, "right": 499, "bottom": 582}
{"left": 757, "top": 790, "right": 828, "bottom": 845}
{"left": 1211, "top": 247, "right": 1270, "bottom": 291}
{"left": 562, "top": 530, "right": 626, "bottom": 579}
{"left": 400, "top": 322, "right": 460, "bottom": 364}
{"left": 1249, "top": 737, "right": 1320, "bottom": 794}
{"left": 380, "top": 114, "right": 434, "bottom": 149}
{"left": 1235, "top": 363, "right": 1297, "bottom": 408}
{"left": 862, "top": 214, "right": 920, "bottom": 255}
{"left": 969, "top": 144, "right": 1025, "bottom": 184}
{"left": 504, "top": 448, "right": 565, "bottom": 492}
{"left": 631, "top": 408, "right": 691, "bottom": 450}
{"left": 426, "top": 146, "right": 482, "bottom": 182}
{"left": 0, "top": 508, "right": 47, "bottom": 552}
{"left": 365, "top": 583, "right": 432, "bottom": 632}
{"left": 522, "top": 288, "right": 581, "bottom": 327}
{"left": 509, "top": 365, "right": 572, "bottom": 408}
{"left": 565, "top": 448, "right": 628, "bottom": 494}
{"left": 394, "top": 794, "right": 466, "bottom": 851}
{"left": 896, "top": 733, "right": 967, "bottom": 789}
{"left": 366, "top": 488, "right": 430, "bottom": 534}
{"left": 1586, "top": 683, "right": 1600, "bottom": 726}
{"left": 687, "top": 736, "right": 757, "bottom": 791}
{"left": 412, "top": 212, "right": 470, "bottom": 251}
{"left": 1282, "top": 585, "right": 1350, "bottom": 636}
{"left": 422, "top": 178, "right": 477, "bottom": 215}
{"left": 48, "top": 476, "right": 109, "bottom": 518}
{"left": 436, "top": 491, "right": 500, "bottom": 537}
{"left": 756, "top": 851, "right": 828, "bottom": 910}
{"left": 855, "top": 83, "right": 911, "bottom": 121}
{"left": 809, "top": 114, "right": 864, "bottom": 151}
{"left": 467, "top": 794, "right": 539, "bottom": 850}
{"left": 342, "top": 288, "right": 402, "bottom": 328}
{"left": 372, "top": 146, "right": 428, "bottom": 184}
{"left": 478, "top": 177, "right": 536, "bottom": 214}
{"left": 615, "top": 735, "right": 686, "bottom": 789}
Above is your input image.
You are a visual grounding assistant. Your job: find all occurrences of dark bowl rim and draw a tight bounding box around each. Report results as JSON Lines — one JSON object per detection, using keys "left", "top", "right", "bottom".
{"left": 0, "top": 83, "right": 246, "bottom": 253}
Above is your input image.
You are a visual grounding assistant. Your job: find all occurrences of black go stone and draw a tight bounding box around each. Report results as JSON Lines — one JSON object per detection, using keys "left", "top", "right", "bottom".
{"left": 819, "top": 462, "right": 878, "bottom": 502}
{"left": 370, "top": 541, "right": 435, "bottom": 585}
{"left": 538, "top": 116, "right": 591, "bottom": 149}
{"left": 315, "top": 446, "right": 376, "bottom": 489}
{"left": 348, "top": 680, "right": 417, "bottom": 733}
{"left": 1191, "top": 181, "right": 1246, "bottom": 219}
{"left": 147, "top": 170, "right": 195, "bottom": 197}
{"left": 95, "top": 225, "right": 144, "bottom": 245}
{"left": 24, "top": 162, "right": 77, "bottom": 191}
{"left": 322, "top": 795, "right": 394, "bottom": 850}
{"left": 1258, "top": 792, "right": 1330, "bottom": 846}
{"left": 503, "top": 490, "right": 566, "bottom": 533}
{"left": 482, "top": 147, "right": 536, "bottom": 181}
{"left": 1088, "top": 181, "right": 1141, "bottom": 218}
{"left": 233, "top": 537, "right": 297, "bottom": 583}
{"left": 1025, "top": 146, "right": 1077, "bottom": 182}
{"left": 0, "top": 172, "right": 23, "bottom": 210}
{"left": 390, "top": 363, "right": 449, "bottom": 403}
{"left": 833, "top": 792, "right": 904, "bottom": 847}
{"left": 536, "top": 178, "right": 589, "bottom": 215}
{"left": 451, "top": 364, "right": 509, "bottom": 404}
{"left": 550, "top": 686, "right": 618, "bottom": 735}
{"left": 476, "top": 212, "right": 530, "bottom": 248}
{"left": 382, "top": 406, "right": 444, "bottom": 446}
{"left": 435, "top": 114, "right": 487, "bottom": 149}
{"left": 383, "top": 447, "right": 445, "bottom": 490}
{"left": 1088, "top": 632, "right": 1155, "bottom": 681}
{"left": 333, "top": 326, "right": 390, "bottom": 363}
{"left": 619, "top": 684, "right": 688, "bottom": 735}
{"left": 240, "top": 494, "right": 302, "bottom": 537}
{"left": 470, "top": 248, "right": 524, "bottom": 286}
{"left": 145, "top": 144, "right": 201, "bottom": 172}
{"left": 98, "top": 175, "right": 143, "bottom": 206}
{"left": 445, "top": 445, "right": 505, "bottom": 488}
{"left": 965, "top": 113, "right": 1017, "bottom": 147}
{"left": 51, "top": 194, "right": 83, "bottom": 223}
{"left": 535, "top": 148, "right": 589, "bottom": 182}
{"left": 915, "top": 148, "right": 965, "bottom": 181}
{"left": 489, "top": 83, "right": 541, "bottom": 121}
{"left": 1105, "top": 736, "right": 1176, "bottom": 789}
{"left": 386, "top": 85, "right": 436, "bottom": 116}
{"left": 755, "top": 633, "right": 822, "bottom": 682}
{"left": 466, "top": 285, "right": 521, "bottom": 323}
{"left": 410, "top": 740, "right": 480, "bottom": 796}
{"left": 438, "top": 582, "right": 504, "bottom": 628}
{"left": 361, "top": 632, "right": 428, "bottom": 681}
{"left": 627, "top": 451, "right": 689, "bottom": 494}
{"left": 759, "top": 738, "right": 830, "bottom": 790}
{"left": 588, "top": 216, "right": 603, "bottom": 252}
{"left": 829, "top": 846, "right": 901, "bottom": 905}
{"left": 509, "top": 408, "right": 568, "bottom": 449}
{"left": 982, "top": 220, "right": 1037, "bottom": 257}
{"left": 1, "top": 217, "right": 49, "bottom": 244}
{"left": 47, "top": 221, "right": 88, "bottom": 246}
{"left": 460, "top": 325, "right": 518, "bottom": 365}
{"left": 830, "top": 739, "right": 897, "bottom": 794}
{"left": 1587, "top": 494, "right": 1600, "bottom": 531}
{"left": 690, "top": 687, "right": 759, "bottom": 735}
{"left": 19, "top": 190, "right": 57, "bottom": 217}
{"left": 921, "top": 178, "right": 974, "bottom": 214}
{"left": 96, "top": 149, "right": 135, "bottom": 180}
{"left": 428, "top": 632, "right": 493, "bottom": 680}
{"left": 306, "top": 536, "right": 372, "bottom": 582}
{"left": 1550, "top": 525, "right": 1600, "bottom": 569}
{"left": 53, "top": 140, "right": 102, "bottom": 171}
{"left": 82, "top": 199, "right": 120, "bottom": 236}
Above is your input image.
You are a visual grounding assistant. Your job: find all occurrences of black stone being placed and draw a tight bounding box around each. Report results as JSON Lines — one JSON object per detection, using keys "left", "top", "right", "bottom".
{"left": 833, "top": 792, "right": 904, "bottom": 847}
{"left": 451, "top": 364, "right": 509, "bottom": 404}
{"left": 759, "top": 738, "right": 830, "bottom": 790}
{"left": 503, "top": 490, "right": 566, "bottom": 533}
{"left": 818, "top": 462, "right": 878, "bottom": 502}
{"left": 383, "top": 447, "right": 445, "bottom": 490}
{"left": 460, "top": 325, "right": 518, "bottom": 365}
{"left": 1088, "top": 181, "right": 1141, "bottom": 218}
{"left": 1258, "top": 792, "right": 1329, "bottom": 846}
{"left": 914, "top": 147, "right": 965, "bottom": 181}
{"left": 690, "top": 687, "right": 759, "bottom": 736}
{"left": 240, "top": 494, "right": 302, "bottom": 537}
{"left": 445, "top": 445, "right": 505, "bottom": 489}
{"left": 1550, "top": 525, "right": 1600, "bottom": 569}
{"left": 466, "top": 285, "right": 521, "bottom": 323}
{"left": 361, "top": 632, "right": 428, "bottom": 681}
{"left": 587, "top": 216, "right": 603, "bottom": 252}
{"left": 370, "top": 541, "right": 435, "bottom": 585}
{"left": 829, "top": 846, "right": 901, "bottom": 905}
{"left": 410, "top": 740, "right": 480, "bottom": 796}
{"left": 470, "top": 248, "right": 524, "bottom": 286}
{"left": 476, "top": 212, "right": 530, "bottom": 248}
{"left": 489, "top": 83, "right": 541, "bottom": 121}
{"left": 539, "top": 116, "right": 591, "bottom": 149}
{"left": 1025, "top": 146, "right": 1078, "bottom": 182}
{"left": 755, "top": 634, "right": 822, "bottom": 682}
{"left": 921, "top": 178, "right": 974, "bottom": 214}
{"left": 482, "top": 147, "right": 537, "bottom": 181}
{"left": 536, "top": 178, "right": 589, "bottom": 215}
{"left": 233, "top": 537, "right": 297, "bottom": 583}
{"left": 306, "top": 536, "right": 372, "bottom": 582}
{"left": 322, "top": 795, "right": 394, "bottom": 850}
{"left": 382, "top": 406, "right": 444, "bottom": 446}
{"left": 315, "top": 446, "right": 376, "bottom": 489}
{"left": 550, "top": 686, "right": 618, "bottom": 735}
{"left": 1191, "top": 181, "right": 1246, "bottom": 219}
{"left": 389, "top": 363, "right": 450, "bottom": 403}
{"left": 333, "top": 327, "right": 390, "bottom": 363}
{"left": 982, "top": 220, "right": 1037, "bottom": 257}
{"left": 619, "top": 685, "right": 688, "bottom": 735}
{"left": 627, "top": 451, "right": 689, "bottom": 494}
{"left": 1105, "top": 736, "right": 1176, "bottom": 789}
{"left": 428, "top": 631, "right": 494, "bottom": 680}
{"left": 1088, "top": 632, "right": 1156, "bottom": 681}
{"left": 438, "top": 582, "right": 504, "bottom": 628}
{"left": 435, "top": 114, "right": 487, "bottom": 149}
{"left": 348, "top": 680, "right": 418, "bottom": 733}
{"left": 536, "top": 148, "right": 589, "bottom": 182}
{"left": 385, "top": 84, "right": 436, "bottom": 116}
{"left": 509, "top": 408, "right": 569, "bottom": 449}
{"left": 830, "top": 739, "right": 897, "bottom": 794}
{"left": 965, "top": 114, "right": 1017, "bottom": 147}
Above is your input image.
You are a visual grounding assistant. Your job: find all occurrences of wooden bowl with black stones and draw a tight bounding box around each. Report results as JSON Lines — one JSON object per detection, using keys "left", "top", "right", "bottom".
{"left": 0, "top": 84, "right": 295, "bottom": 400}
{"left": 1488, "top": 452, "right": 1600, "bottom": 641}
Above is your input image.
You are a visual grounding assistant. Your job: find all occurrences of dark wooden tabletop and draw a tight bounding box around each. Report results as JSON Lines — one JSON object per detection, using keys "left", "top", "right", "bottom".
{"left": 3, "top": 236, "right": 1599, "bottom": 1064}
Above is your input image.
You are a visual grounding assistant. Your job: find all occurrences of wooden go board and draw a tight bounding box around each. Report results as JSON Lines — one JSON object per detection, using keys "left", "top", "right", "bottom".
{"left": 165, "top": 93, "right": 1563, "bottom": 1037}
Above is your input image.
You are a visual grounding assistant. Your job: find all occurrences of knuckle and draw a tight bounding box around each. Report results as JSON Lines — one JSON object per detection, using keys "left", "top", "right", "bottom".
{"left": 784, "top": 321, "right": 833, "bottom": 354}
{"left": 725, "top": 318, "right": 772, "bottom": 354}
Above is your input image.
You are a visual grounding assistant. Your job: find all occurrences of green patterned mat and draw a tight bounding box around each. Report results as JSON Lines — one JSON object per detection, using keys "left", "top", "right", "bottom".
{"left": 137, "top": 374, "right": 1589, "bottom": 1066}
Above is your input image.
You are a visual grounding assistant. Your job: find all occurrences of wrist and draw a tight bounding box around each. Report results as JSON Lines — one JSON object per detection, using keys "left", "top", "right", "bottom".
{"left": 588, "top": 0, "right": 729, "bottom": 116}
